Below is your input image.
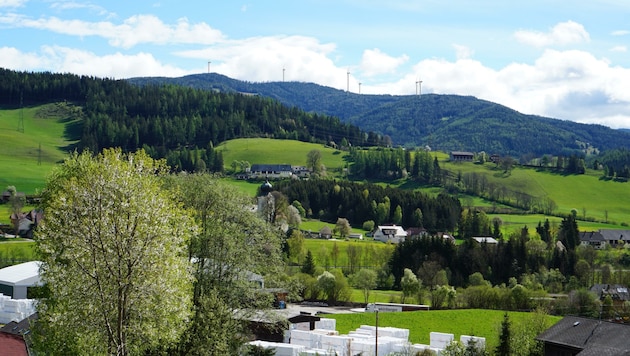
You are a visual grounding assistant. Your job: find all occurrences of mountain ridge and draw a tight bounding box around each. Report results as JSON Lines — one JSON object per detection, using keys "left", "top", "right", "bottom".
{"left": 128, "top": 73, "right": 630, "bottom": 157}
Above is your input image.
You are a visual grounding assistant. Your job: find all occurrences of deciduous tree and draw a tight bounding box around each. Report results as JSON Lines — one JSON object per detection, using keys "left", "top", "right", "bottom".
{"left": 34, "top": 149, "right": 194, "bottom": 355}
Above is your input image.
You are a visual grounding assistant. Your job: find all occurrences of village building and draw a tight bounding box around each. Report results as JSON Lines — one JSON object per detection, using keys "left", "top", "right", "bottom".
{"left": 450, "top": 151, "right": 474, "bottom": 162}
{"left": 579, "top": 229, "right": 630, "bottom": 249}
{"left": 537, "top": 315, "right": 630, "bottom": 355}
{"left": 246, "top": 164, "right": 293, "bottom": 180}
{"left": 373, "top": 225, "right": 407, "bottom": 244}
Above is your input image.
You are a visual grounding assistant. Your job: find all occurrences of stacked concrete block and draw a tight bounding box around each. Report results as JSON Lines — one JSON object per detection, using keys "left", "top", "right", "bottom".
{"left": 315, "top": 317, "right": 336, "bottom": 330}
{"left": 460, "top": 335, "right": 486, "bottom": 349}
{"left": 319, "top": 334, "right": 351, "bottom": 356}
{"left": 248, "top": 340, "right": 306, "bottom": 356}
{"left": 0, "top": 296, "right": 36, "bottom": 324}
{"left": 430, "top": 331, "right": 454, "bottom": 349}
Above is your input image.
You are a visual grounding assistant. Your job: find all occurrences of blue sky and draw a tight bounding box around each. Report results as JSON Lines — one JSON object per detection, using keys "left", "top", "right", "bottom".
{"left": 2, "top": 1, "right": 630, "bottom": 129}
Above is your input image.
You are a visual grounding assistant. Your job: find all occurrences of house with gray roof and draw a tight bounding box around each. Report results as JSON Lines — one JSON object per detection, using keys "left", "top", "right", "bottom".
{"left": 537, "top": 315, "right": 630, "bottom": 355}
{"left": 579, "top": 229, "right": 630, "bottom": 249}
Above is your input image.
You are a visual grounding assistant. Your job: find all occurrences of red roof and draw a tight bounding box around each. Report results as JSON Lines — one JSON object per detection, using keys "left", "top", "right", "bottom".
{"left": 0, "top": 333, "right": 27, "bottom": 356}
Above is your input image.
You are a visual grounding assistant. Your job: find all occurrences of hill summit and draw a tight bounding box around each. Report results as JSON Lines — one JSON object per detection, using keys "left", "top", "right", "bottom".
{"left": 129, "top": 73, "right": 630, "bottom": 158}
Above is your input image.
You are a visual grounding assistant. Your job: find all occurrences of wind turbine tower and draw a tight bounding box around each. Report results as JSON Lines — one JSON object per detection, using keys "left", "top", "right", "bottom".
{"left": 283, "top": 67, "right": 285, "bottom": 82}
{"left": 207, "top": 61, "right": 211, "bottom": 74}
{"left": 359, "top": 82, "right": 362, "bottom": 94}
{"left": 347, "top": 69, "right": 350, "bottom": 92}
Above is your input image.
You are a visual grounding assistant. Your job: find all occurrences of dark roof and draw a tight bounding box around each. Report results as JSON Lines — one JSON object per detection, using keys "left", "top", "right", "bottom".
{"left": 450, "top": 151, "right": 474, "bottom": 156}
{"left": 590, "top": 284, "right": 630, "bottom": 301}
{"left": 0, "top": 313, "right": 37, "bottom": 335}
{"left": 537, "top": 316, "right": 630, "bottom": 355}
{"left": 251, "top": 164, "right": 292, "bottom": 172}
{"left": 580, "top": 230, "right": 630, "bottom": 243}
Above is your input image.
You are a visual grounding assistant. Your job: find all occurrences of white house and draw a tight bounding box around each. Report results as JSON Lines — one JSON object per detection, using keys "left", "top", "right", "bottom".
{"left": 0, "top": 261, "right": 41, "bottom": 299}
{"left": 373, "top": 225, "right": 407, "bottom": 243}
{"left": 247, "top": 164, "right": 293, "bottom": 179}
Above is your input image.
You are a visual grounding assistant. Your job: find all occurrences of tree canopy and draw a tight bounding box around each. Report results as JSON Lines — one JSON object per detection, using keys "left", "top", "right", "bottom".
{"left": 34, "top": 149, "right": 195, "bottom": 355}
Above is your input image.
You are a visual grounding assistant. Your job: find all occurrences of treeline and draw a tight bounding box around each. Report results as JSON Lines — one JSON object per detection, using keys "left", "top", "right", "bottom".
{"left": 594, "top": 148, "right": 630, "bottom": 180}
{"left": 349, "top": 147, "right": 442, "bottom": 184}
{"left": 388, "top": 214, "right": 582, "bottom": 289}
{"left": 0, "top": 68, "right": 380, "bottom": 171}
{"left": 273, "top": 179, "right": 461, "bottom": 233}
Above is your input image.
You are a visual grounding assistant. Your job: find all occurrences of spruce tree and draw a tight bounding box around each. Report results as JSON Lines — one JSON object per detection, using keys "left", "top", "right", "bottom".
{"left": 496, "top": 312, "right": 511, "bottom": 356}
{"left": 301, "top": 250, "right": 316, "bottom": 275}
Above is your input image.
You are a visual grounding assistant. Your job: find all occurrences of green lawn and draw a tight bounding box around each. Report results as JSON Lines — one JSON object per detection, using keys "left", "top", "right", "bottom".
{"left": 325, "top": 309, "right": 561, "bottom": 351}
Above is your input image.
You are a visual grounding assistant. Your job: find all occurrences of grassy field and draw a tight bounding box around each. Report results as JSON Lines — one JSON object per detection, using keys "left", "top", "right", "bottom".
{"left": 0, "top": 239, "right": 37, "bottom": 267}
{"left": 441, "top": 160, "right": 630, "bottom": 225}
{"left": 0, "top": 103, "right": 79, "bottom": 194}
{"left": 301, "top": 236, "right": 395, "bottom": 269}
{"left": 216, "top": 138, "right": 350, "bottom": 176}
{"left": 325, "top": 309, "right": 561, "bottom": 351}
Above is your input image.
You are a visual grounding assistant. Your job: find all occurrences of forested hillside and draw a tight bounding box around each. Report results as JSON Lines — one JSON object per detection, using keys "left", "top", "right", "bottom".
{"left": 130, "top": 73, "right": 630, "bottom": 157}
{"left": 0, "top": 68, "right": 376, "bottom": 172}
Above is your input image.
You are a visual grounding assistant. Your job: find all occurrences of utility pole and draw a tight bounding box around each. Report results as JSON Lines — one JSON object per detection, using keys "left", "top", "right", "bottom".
{"left": 375, "top": 308, "right": 379, "bottom": 355}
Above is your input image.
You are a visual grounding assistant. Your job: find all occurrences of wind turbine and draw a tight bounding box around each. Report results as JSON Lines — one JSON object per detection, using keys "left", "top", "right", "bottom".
{"left": 207, "top": 61, "right": 211, "bottom": 74}
{"left": 347, "top": 69, "right": 350, "bottom": 92}
{"left": 359, "top": 82, "right": 362, "bottom": 94}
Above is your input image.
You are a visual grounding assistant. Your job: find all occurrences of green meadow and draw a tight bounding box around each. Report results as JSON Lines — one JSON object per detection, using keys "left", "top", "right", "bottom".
{"left": 442, "top": 160, "right": 630, "bottom": 225}
{"left": 0, "top": 103, "right": 79, "bottom": 194}
{"left": 216, "top": 138, "right": 349, "bottom": 175}
{"left": 326, "top": 309, "right": 561, "bottom": 351}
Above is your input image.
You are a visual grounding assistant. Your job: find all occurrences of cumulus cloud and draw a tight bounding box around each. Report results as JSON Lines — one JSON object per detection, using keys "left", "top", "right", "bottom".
{"left": 514, "top": 21, "right": 590, "bottom": 47}
{"left": 0, "top": 0, "right": 26, "bottom": 7}
{"left": 176, "top": 35, "right": 355, "bottom": 90}
{"left": 0, "top": 13, "right": 225, "bottom": 49}
{"left": 358, "top": 48, "right": 408, "bottom": 77}
{"left": 452, "top": 44, "right": 474, "bottom": 60}
{"left": 0, "top": 46, "right": 191, "bottom": 78}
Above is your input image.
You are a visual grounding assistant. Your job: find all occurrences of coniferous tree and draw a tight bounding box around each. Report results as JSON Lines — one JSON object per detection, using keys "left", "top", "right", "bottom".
{"left": 301, "top": 250, "right": 316, "bottom": 275}
{"left": 496, "top": 313, "right": 511, "bottom": 356}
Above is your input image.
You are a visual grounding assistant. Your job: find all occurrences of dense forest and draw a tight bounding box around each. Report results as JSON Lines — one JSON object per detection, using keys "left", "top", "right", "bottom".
{"left": 273, "top": 179, "right": 461, "bottom": 233}
{"left": 131, "top": 73, "right": 630, "bottom": 158}
{"left": 0, "top": 68, "right": 379, "bottom": 171}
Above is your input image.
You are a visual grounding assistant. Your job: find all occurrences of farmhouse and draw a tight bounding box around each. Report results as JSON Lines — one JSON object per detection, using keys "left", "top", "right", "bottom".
{"left": 537, "top": 315, "right": 630, "bottom": 355}
{"left": 0, "top": 261, "right": 41, "bottom": 299}
{"left": 247, "top": 164, "right": 293, "bottom": 179}
{"left": 590, "top": 284, "right": 630, "bottom": 307}
{"left": 373, "top": 225, "right": 407, "bottom": 244}
{"left": 579, "top": 229, "right": 630, "bottom": 249}
{"left": 450, "top": 151, "right": 474, "bottom": 162}
{"left": 472, "top": 237, "right": 499, "bottom": 245}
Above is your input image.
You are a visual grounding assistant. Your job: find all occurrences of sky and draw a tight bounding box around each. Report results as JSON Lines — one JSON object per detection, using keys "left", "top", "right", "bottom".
{"left": 2, "top": 1, "right": 630, "bottom": 129}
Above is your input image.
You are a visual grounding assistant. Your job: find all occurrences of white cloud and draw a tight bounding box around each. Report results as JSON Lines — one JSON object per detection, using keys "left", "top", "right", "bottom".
{"left": 0, "top": 46, "right": 190, "bottom": 78}
{"left": 452, "top": 44, "right": 474, "bottom": 60}
{"left": 176, "top": 35, "right": 356, "bottom": 90}
{"left": 611, "top": 30, "right": 630, "bottom": 36}
{"left": 49, "top": 1, "right": 115, "bottom": 18}
{"left": 0, "top": 0, "right": 26, "bottom": 7}
{"left": 610, "top": 45, "right": 627, "bottom": 52}
{"left": 358, "top": 48, "right": 408, "bottom": 77}
{"left": 514, "top": 21, "right": 590, "bottom": 47}
{"left": 0, "top": 14, "right": 225, "bottom": 49}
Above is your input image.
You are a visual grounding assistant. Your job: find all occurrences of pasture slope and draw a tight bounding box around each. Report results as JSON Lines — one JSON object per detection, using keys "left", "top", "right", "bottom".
{"left": 0, "top": 103, "right": 79, "bottom": 194}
